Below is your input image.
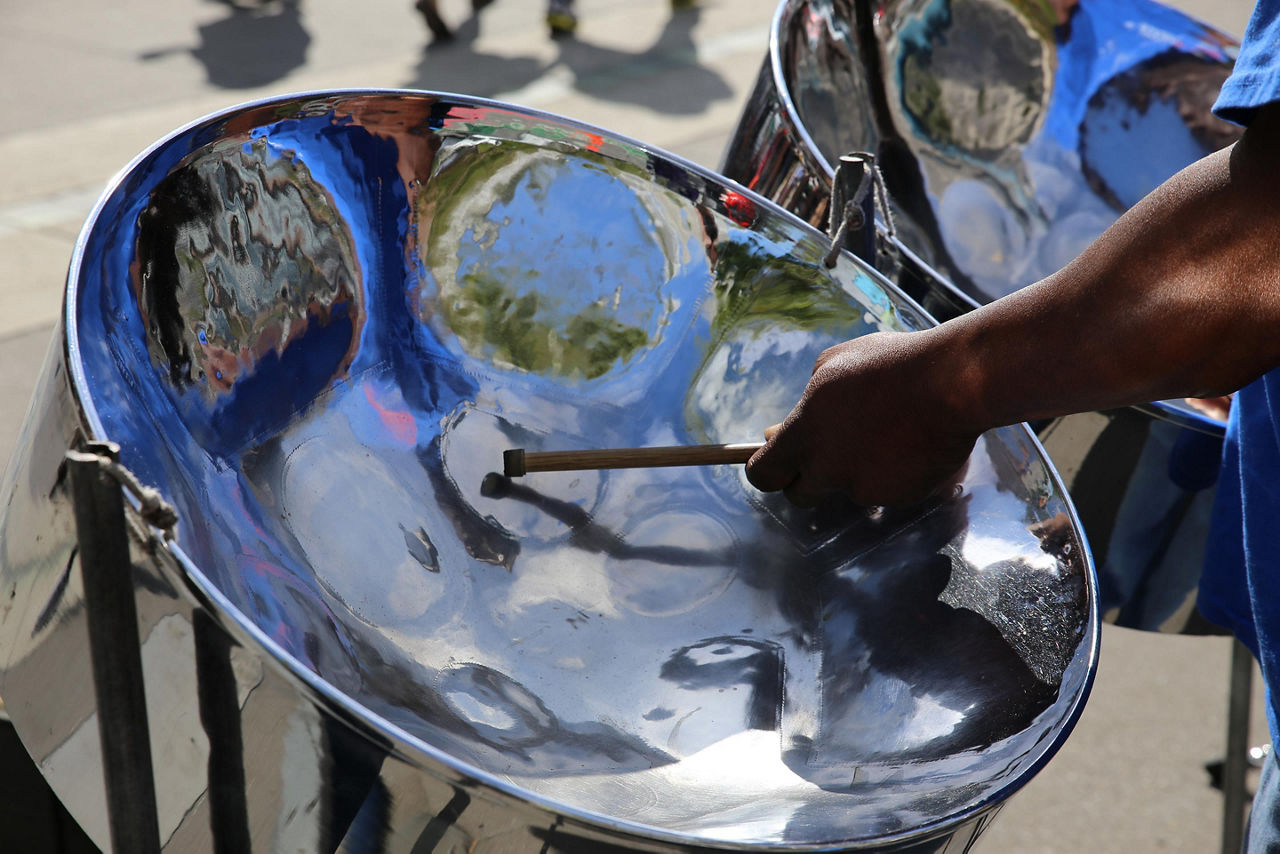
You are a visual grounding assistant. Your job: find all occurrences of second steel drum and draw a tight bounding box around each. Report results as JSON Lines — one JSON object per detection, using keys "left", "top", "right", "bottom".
{"left": 0, "top": 91, "right": 1097, "bottom": 851}
{"left": 722, "top": 0, "right": 1239, "bottom": 631}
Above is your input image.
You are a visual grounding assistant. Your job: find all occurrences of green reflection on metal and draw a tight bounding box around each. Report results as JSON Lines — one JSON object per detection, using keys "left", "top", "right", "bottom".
{"left": 709, "top": 238, "right": 866, "bottom": 339}
{"left": 445, "top": 272, "right": 650, "bottom": 380}
{"left": 417, "top": 140, "right": 664, "bottom": 380}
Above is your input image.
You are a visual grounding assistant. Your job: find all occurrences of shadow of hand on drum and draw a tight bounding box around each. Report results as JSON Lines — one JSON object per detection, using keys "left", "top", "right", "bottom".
{"left": 480, "top": 472, "right": 735, "bottom": 567}
{"left": 786, "top": 493, "right": 1061, "bottom": 786}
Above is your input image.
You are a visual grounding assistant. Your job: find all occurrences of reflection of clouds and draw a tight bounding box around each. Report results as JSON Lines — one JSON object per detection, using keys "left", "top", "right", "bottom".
{"left": 283, "top": 436, "right": 442, "bottom": 623}
{"left": 937, "top": 137, "right": 1117, "bottom": 298}
{"left": 960, "top": 432, "right": 1064, "bottom": 571}
{"left": 937, "top": 179, "right": 1029, "bottom": 289}
{"left": 418, "top": 145, "right": 706, "bottom": 394}
{"left": 963, "top": 530, "right": 1058, "bottom": 574}
{"left": 502, "top": 548, "right": 616, "bottom": 619}
{"left": 830, "top": 669, "right": 968, "bottom": 755}
{"left": 689, "top": 328, "right": 836, "bottom": 440}
{"left": 508, "top": 730, "right": 807, "bottom": 839}
{"left": 253, "top": 383, "right": 448, "bottom": 628}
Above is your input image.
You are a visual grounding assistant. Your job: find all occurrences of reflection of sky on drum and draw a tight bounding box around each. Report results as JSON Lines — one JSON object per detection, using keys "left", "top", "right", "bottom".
{"left": 517, "top": 730, "right": 806, "bottom": 840}
{"left": 689, "top": 327, "right": 827, "bottom": 440}
{"left": 960, "top": 434, "right": 1062, "bottom": 575}
{"left": 1081, "top": 87, "right": 1212, "bottom": 210}
{"left": 1042, "top": 0, "right": 1235, "bottom": 150}
{"left": 418, "top": 144, "right": 708, "bottom": 395}
{"left": 828, "top": 668, "right": 968, "bottom": 755}
{"left": 935, "top": 135, "right": 1118, "bottom": 297}
{"left": 283, "top": 435, "right": 443, "bottom": 622}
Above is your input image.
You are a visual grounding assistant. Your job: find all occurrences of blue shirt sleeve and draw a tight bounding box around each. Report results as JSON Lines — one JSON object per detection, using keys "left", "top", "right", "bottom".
{"left": 1214, "top": 0, "right": 1280, "bottom": 124}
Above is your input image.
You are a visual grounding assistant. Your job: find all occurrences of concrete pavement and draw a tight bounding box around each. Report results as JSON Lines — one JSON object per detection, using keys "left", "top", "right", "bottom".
{"left": 0, "top": 0, "right": 1268, "bottom": 850}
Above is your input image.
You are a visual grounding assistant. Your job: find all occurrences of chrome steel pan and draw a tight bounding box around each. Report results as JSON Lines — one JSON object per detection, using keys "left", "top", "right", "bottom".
{"left": 721, "top": 0, "right": 1237, "bottom": 631}
{"left": 0, "top": 90, "right": 1097, "bottom": 852}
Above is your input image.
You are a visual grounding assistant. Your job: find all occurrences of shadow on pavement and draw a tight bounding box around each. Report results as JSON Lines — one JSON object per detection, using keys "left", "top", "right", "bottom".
{"left": 403, "top": 3, "right": 732, "bottom": 113}
{"left": 551, "top": 5, "right": 733, "bottom": 113}
{"left": 140, "top": 0, "right": 310, "bottom": 90}
{"left": 404, "top": 10, "right": 550, "bottom": 97}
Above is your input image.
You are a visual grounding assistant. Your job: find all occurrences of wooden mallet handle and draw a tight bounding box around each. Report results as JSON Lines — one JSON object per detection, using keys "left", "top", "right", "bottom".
{"left": 503, "top": 442, "right": 764, "bottom": 477}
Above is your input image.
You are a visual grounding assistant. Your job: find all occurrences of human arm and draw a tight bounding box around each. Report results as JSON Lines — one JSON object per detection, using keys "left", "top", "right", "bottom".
{"left": 745, "top": 103, "right": 1280, "bottom": 507}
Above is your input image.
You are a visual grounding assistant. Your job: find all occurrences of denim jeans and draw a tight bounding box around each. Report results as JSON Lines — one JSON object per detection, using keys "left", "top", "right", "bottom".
{"left": 1248, "top": 748, "right": 1280, "bottom": 852}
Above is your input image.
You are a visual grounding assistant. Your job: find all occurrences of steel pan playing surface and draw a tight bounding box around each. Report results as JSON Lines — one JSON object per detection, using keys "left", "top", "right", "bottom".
{"left": 1, "top": 90, "right": 1097, "bottom": 851}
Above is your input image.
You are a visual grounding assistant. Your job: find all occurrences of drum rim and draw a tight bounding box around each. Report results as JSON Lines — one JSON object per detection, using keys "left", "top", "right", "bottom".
{"left": 61, "top": 87, "right": 1100, "bottom": 851}
{"left": 766, "top": 0, "right": 839, "bottom": 183}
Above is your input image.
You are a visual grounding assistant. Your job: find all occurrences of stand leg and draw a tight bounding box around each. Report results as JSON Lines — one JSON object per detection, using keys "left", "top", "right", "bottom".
{"left": 1223, "top": 637, "right": 1253, "bottom": 854}
{"left": 67, "top": 448, "right": 161, "bottom": 854}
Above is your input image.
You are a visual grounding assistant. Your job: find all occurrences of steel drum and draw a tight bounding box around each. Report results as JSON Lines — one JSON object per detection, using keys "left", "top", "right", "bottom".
{"left": 721, "top": 0, "right": 1238, "bottom": 632}
{"left": 0, "top": 90, "right": 1097, "bottom": 852}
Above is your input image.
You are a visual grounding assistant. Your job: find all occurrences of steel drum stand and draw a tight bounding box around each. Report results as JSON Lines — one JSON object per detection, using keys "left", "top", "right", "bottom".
{"left": 63, "top": 441, "right": 307, "bottom": 853}
{"left": 66, "top": 441, "right": 256, "bottom": 853}
{"left": 1222, "top": 638, "right": 1255, "bottom": 854}
{"left": 66, "top": 442, "right": 164, "bottom": 854}
{"left": 823, "top": 152, "right": 890, "bottom": 272}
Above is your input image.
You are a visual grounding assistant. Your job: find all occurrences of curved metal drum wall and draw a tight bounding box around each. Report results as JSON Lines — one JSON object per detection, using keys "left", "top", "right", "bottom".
{"left": 0, "top": 91, "right": 1097, "bottom": 852}
{"left": 721, "top": 0, "right": 1237, "bottom": 631}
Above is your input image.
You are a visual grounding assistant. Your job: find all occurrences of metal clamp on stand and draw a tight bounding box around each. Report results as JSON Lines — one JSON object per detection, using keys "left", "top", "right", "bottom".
{"left": 824, "top": 151, "right": 896, "bottom": 272}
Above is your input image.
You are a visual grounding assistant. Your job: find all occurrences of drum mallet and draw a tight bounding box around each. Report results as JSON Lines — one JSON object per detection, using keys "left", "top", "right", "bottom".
{"left": 502, "top": 442, "right": 764, "bottom": 477}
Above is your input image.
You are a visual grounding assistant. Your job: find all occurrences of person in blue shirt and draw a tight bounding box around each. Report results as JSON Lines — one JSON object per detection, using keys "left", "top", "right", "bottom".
{"left": 745, "top": 1, "right": 1280, "bottom": 846}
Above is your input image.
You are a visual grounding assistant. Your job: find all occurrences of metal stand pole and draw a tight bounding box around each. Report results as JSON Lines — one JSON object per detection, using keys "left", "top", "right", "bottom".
{"left": 67, "top": 446, "right": 162, "bottom": 854}
{"left": 835, "top": 154, "right": 877, "bottom": 267}
{"left": 824, "top": 152, "right": 879, "bottom": 272}
{"left": 194, "top": 610, "right": 252, "bottom": 854}
{"left": 1223, "top": 637, "right": 1253, "bottom": 854}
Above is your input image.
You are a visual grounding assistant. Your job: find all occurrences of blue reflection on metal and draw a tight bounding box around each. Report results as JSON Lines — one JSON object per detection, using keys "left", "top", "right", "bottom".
{"left": 59, "top": 91, "right": 1095, "bottom": 849}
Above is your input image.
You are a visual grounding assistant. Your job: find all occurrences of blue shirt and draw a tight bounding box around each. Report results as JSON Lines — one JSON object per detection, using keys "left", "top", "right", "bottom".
{"left": 1200, "top": 0, "right": 1280, "bottom": 740}
{"left": 1215, "top": 2, "right": 1280, "bottom": 125}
